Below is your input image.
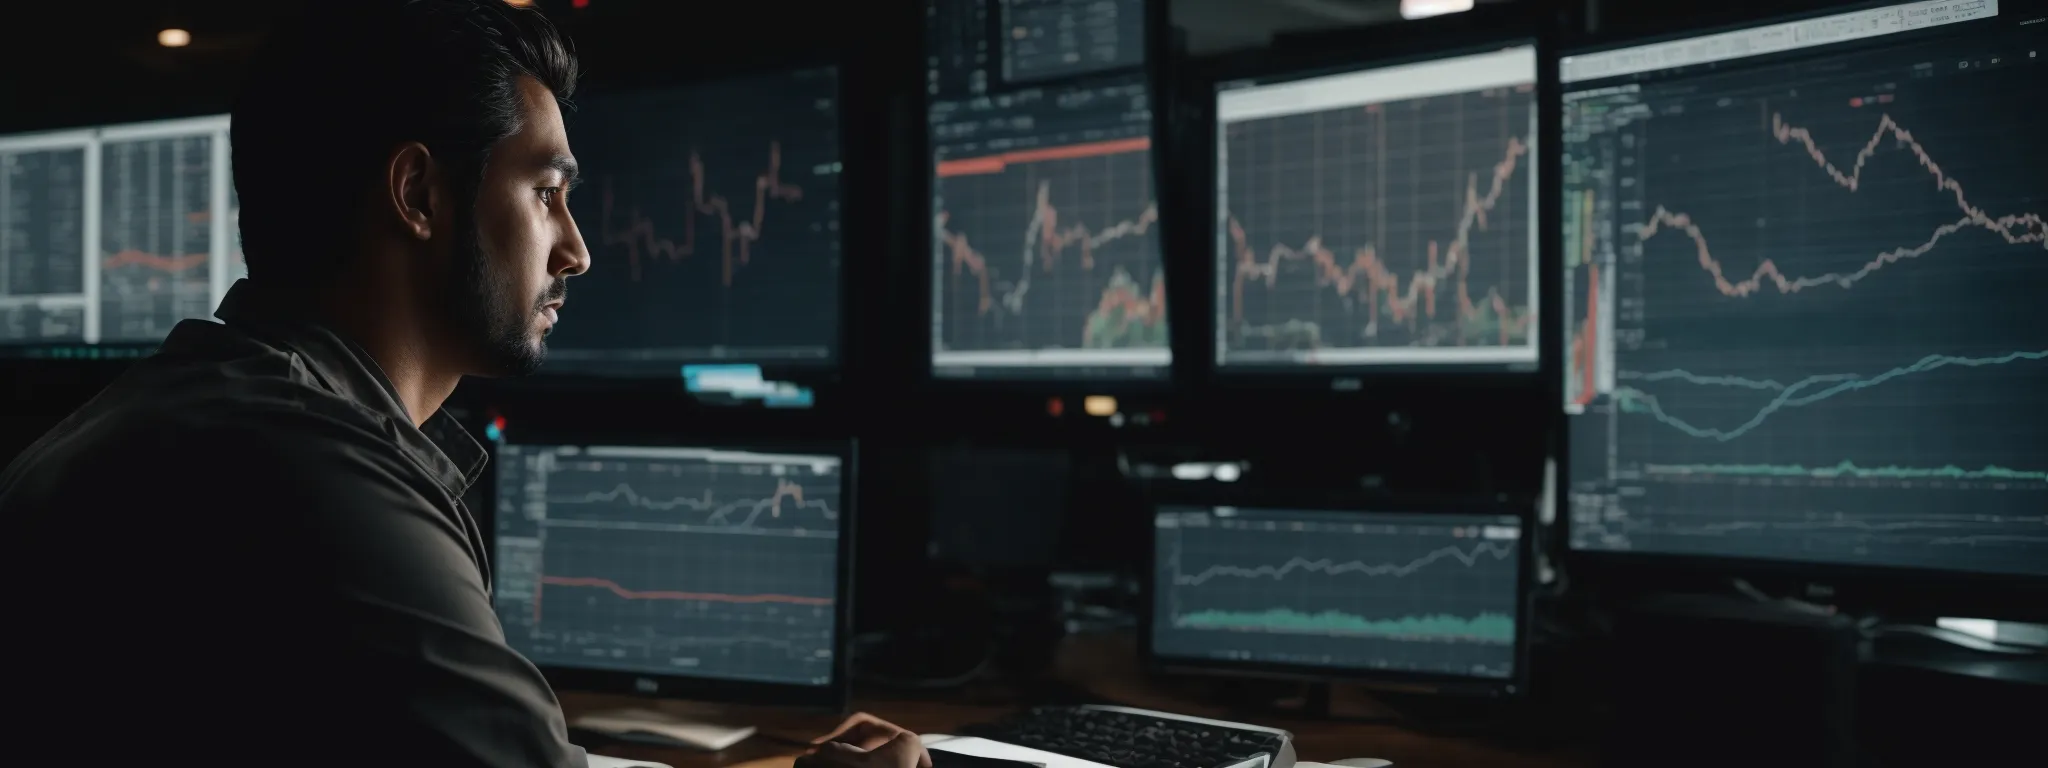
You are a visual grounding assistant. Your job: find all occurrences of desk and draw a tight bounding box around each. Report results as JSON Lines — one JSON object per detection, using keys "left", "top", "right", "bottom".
{"left": 560, "top": 633, "right": 1588, "bottom": 768}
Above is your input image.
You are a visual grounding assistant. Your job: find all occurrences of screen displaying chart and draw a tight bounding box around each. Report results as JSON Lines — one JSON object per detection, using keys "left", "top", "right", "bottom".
{"left": 929, "top": 77, "right": 1168, "bottom": 379}
{"left": 1560, "top": 0, "right": 2048, "bottom": 576}
{"left": 547, "top": 67, "right": 841, "bottom": 376}
{"left": 493, "top": 444, "right": 845, "bottom": 687}
{"left": 1152, "top": 506, "right": 1521, "bottom": 680}
{"left": 1215, "top": 46, "right": 1539, "bottom": 371}
{"left": 1, "top": 115, "right": 233, "bottom": 353}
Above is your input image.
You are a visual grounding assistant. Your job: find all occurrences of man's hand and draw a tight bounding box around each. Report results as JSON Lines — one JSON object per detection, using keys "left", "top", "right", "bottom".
{"left": 797, "top": 713, "right": 932, "bottom": 768}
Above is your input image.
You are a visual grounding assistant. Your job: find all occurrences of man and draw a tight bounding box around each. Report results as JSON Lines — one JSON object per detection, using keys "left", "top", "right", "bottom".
{"left": 0, "top": 3, "right": 926, "bottom": 768}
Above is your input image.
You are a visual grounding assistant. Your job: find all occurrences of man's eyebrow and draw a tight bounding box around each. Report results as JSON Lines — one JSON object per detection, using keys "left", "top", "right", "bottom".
{"left": 545, "top": 154, "right": 581, "bottom": 189}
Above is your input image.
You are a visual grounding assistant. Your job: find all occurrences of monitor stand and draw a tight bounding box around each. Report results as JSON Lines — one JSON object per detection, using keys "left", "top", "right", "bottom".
{"left": 570, "top": 707, "right": 759, "bottom": 751}
{"left": 1224, "top": 681, "right": 1402, "bottom": 723}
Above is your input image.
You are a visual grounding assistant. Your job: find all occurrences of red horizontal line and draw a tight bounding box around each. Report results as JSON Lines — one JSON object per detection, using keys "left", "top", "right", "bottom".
{"left": 937, "top": 137, "right": 1151, "bottom": 177}
{"left": 537, "top": 575, "right": 831, "bottom": 606}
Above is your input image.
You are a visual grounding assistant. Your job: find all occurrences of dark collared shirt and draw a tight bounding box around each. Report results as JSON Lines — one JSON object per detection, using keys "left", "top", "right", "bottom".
{"left": 0, "top": 280, "right": 586, "bottom": 767}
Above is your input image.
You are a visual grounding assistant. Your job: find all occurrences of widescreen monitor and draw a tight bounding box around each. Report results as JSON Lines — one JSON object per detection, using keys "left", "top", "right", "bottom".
{"left": 925, "top": 0, "right": 1170, "bottom": 381}
{"left": 491, "top": 439, "right": 854, "bottom": 707}
{"left": 1213, "top": 45, "right": 1541, "bottom": 373}
{"left": 1560, "top": 0, "right": 2048, "bottom": 578}
{"left": 549, "top": 66, "right": 843, "bottom": 378}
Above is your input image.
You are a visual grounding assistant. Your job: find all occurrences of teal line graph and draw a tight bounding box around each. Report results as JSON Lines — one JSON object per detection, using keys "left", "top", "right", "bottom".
{"left": 1175, "top": 608, "right": 1515, "bottom": 643}
{"left": 1616, "top": 350, "right": 2048, "bottom": 441}
{"left": 1646, "top": 460, "right": 2048, "bottom": 482}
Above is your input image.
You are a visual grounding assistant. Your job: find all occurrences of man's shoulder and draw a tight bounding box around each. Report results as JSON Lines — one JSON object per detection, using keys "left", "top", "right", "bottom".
{"left": 1, "top": 335, "right": 398, "bottom": 500}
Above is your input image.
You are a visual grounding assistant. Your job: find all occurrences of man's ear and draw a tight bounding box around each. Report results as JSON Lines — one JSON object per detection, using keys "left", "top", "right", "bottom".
{"left": 386, "top": 142, "right": 438, "bottom": 241}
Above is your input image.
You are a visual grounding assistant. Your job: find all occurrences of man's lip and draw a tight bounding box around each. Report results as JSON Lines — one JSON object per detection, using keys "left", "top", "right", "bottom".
{"left": 541, "top": 304, "right": 561, "bottom": 324}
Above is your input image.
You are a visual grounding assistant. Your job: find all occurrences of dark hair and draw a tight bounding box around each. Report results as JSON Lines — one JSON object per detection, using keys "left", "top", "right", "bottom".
{"left": 231, "top": 0, "right": 579, "bottom": 285}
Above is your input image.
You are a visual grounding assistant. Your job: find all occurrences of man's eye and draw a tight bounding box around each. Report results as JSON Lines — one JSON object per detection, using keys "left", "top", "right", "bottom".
{"left": 538, "top": 187, "right": 562, "bottom": 205}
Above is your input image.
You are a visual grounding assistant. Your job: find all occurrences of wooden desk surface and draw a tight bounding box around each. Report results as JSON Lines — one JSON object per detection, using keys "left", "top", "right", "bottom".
{"left": 562, "top": 634, "right": 1588, "bottom": 768}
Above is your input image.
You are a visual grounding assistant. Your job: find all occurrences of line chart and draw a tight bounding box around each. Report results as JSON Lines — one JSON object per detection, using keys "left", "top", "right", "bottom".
{"left": 1616, "top": 350, "right": 2048, "bottom": 441}
{"left": 599, "top": 141, "right": 804, "bottom": 286}
{"left": 536, "top": 575, "right": 832, "bottom": 606}
{"left": 1219, "top": 83, "right": 1537, "bottom": 365}
{"left": 933, "top": 136, "right": 1168, "bottom": 357}
{"left": 1636, "top": 113, "right": 2046, "bottom": 299}
{"left": 1173, "top": 540, "right": 1515, "bottom": 586}
{"left": 1559, "top": 18, "right": 2048, "bottom": 577}
{"left": 492, "top": 444, "right": 844, "bottom": 686}
{"left": 1644, "top": 461, "right": 2048, "bottom": 484}
{"left": 547, "top": 66, "right": 841, "bottom": 373}
{"left": 1152, "top": 507, "right": 1520, "bottom": 678}
{"left": 548, "top": 476, "right": 839, "bottom": 528}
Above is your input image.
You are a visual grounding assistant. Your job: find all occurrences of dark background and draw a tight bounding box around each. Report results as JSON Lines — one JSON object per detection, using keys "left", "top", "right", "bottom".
{"left": 3, "top": 0, "right": 2039, "bottom": 639}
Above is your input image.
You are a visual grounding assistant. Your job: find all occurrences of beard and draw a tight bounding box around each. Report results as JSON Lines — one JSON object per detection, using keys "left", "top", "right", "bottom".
{"left": 448, "top": 217, "right": 562, "bottom": 378}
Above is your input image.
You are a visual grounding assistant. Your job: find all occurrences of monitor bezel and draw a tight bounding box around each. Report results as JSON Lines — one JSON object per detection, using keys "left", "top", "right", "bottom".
{"left": 484, "top": 429, "right": 857, "bottom": 711}
{"left": 499, "top": 57, "right": 851, "bottom": 389}
{"left": 1196, "top": 8, "right": 1562, "bottom": 389}
{"left": 1552, "top": 0, "right": 2048, "bottom": 618}
{"left": 1138, "top": 485, "right": 1534, "bottom": 698}
{"left": 918, "top": 0, "right": 1178, "bottom": 391}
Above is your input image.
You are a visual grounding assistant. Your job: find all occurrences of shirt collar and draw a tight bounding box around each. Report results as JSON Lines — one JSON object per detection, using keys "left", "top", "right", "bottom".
{"left": 207, "top": 279, "right": 488, "bottom": 498}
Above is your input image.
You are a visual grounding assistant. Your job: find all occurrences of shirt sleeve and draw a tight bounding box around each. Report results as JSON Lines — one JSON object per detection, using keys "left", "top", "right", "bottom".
{"left": 213, "top": 409, "right": 588, "bottom": 768}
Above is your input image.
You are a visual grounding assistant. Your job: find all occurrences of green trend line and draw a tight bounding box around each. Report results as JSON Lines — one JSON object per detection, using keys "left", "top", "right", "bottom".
{"left": 1647, "top": 461, "right": 2048, "bottom": 482}
{"left": 1176, "top": 609, "right": 1515, "bottom": 643}
{"left": 1616, "top": 349, "right": 2048, "bottom": 441}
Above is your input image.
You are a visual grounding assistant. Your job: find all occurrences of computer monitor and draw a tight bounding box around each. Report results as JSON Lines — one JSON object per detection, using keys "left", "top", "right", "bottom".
{"left": 1560, "top": 0, "right": 2048, "bottom": 579}
{"left": 0, "top": 114, "right": 237, "bottom": 356}
{"left": 1146, "top": 498, "right": 1528, "bottom": 695}
{"left": 490, "top": 439, "right": 854, "bottom": 708}
{"left": 1213, "top": 44, "right": 1541, "bottom": 373}
{"left": 925, "top": 0, "right": 1171, "bottom": 381}
{"left": 546, "top": 66, "right": 842, "bottom": 377}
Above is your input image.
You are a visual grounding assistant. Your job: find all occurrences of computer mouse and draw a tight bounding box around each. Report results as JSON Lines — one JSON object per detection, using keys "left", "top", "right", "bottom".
{"left": 1329, "top": 758, "right": 1393, "bottom": 768}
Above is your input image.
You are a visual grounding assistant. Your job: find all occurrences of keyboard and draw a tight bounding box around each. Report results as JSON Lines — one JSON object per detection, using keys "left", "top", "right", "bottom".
{"left": 950, "top": 705, "right": 1296, "bottom": 768}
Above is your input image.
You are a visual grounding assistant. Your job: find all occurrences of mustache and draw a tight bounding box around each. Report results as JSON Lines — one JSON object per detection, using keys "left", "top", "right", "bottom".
{"left": 537, "top": 280, "right": 567, "bottom": 309}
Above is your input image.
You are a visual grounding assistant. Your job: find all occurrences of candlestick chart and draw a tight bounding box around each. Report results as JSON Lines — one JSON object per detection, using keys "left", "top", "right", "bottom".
{"left": 933, "top": 136, "right": 1169, "bottom": 361}
{"left": 1561, "top": 26, "right": 2048, "bottom": 577}
{"left": 1152, "top": 506, "right": 1520, "bottom": 679}
{"left": 493, "top": 444, "right": 844, "bottom": 687}
{"left": 1218, "top": 84, "right": 1537, "bottom": 367}
{"left": 551, "top": 67, "right": 842, "bottom": 375}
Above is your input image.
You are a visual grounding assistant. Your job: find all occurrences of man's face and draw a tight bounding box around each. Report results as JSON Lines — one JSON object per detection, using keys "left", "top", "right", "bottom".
{"left": 454, "top": 75, "right": 590, "bottom": 377}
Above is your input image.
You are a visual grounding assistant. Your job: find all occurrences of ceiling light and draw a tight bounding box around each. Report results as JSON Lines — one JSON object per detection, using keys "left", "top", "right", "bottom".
{"left": 1400, "top": 0, "right": 1475, "bottom": 20}
{"left": 158, "top": 28, "right": 191, "bottom": 48}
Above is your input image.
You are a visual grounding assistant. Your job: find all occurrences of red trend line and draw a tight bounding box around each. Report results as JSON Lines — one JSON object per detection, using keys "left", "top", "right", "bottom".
{"left": 537, "top": 576, "right": 832, "bottom": 606}
{"left": 599, "top": 141, "right": 804, "bottom": 286}
{"left": 1228, "top": 136, "right": 1530, "bottom": 339}
{"left": 102, "top": 249, "right": 206, "bottom": 272}
{"left": 1639, "top": 112, "right": 2047, "bottom": 297}
{"left": 936, "top": 137, "right": 1151, "bottom": 177}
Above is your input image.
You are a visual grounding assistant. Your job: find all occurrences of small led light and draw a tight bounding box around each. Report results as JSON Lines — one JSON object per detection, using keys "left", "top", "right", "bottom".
{"left": 1083, "top": 395, "right": 1117, "bottom": 417}
{"left": 158, "top": 28, "right": 191, "bottom": 48}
